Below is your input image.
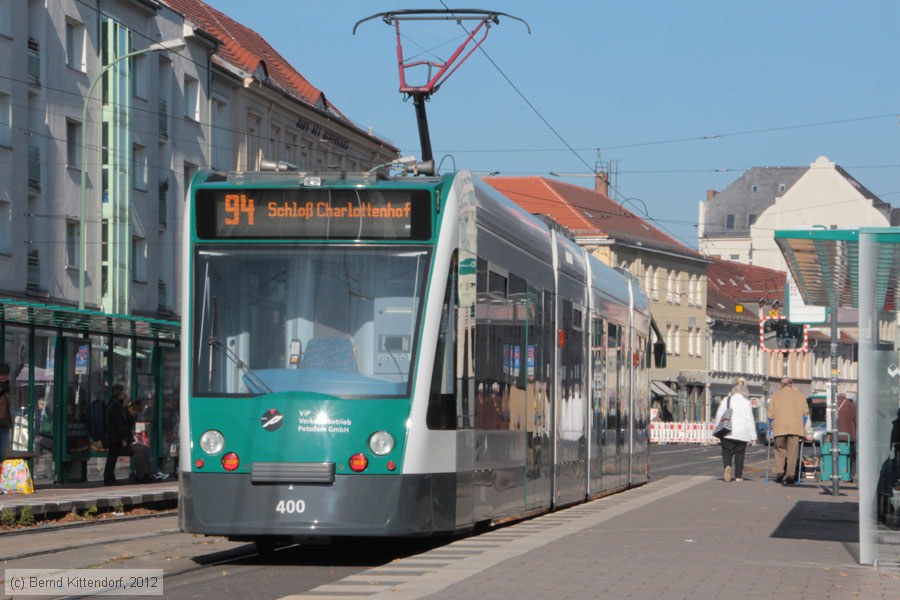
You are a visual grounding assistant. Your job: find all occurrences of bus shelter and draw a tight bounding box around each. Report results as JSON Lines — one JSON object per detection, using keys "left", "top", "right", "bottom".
{"left": 1, "top": 300, "right": 180, "bottom": 484}
{"left": 775, "top": 227, "right": 900, "bottom": 567}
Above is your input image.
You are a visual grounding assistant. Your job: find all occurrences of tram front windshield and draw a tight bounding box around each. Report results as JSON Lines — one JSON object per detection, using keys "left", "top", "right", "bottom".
{"left": 193, "top": 245, "right": 430, "bottom": 398}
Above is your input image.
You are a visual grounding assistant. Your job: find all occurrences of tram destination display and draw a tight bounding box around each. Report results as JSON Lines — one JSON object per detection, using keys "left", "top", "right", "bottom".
{"left": 196, "top": 188, "right": 431, "bottom": 240}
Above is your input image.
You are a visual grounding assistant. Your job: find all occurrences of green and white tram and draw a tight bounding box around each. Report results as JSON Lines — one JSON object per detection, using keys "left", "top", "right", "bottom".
{"left": 179, "top": 169, "right": 657, "bottom": 544}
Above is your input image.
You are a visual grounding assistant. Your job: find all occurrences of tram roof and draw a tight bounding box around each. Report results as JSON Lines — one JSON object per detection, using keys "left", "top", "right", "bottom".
{"left": 775, "top": 227, "right": 900, "bottom": 312}
{"left": 0, "top": 299, "right": 180, "bottom": 341}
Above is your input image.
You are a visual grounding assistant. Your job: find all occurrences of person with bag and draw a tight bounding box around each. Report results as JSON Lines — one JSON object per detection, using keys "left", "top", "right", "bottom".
{"left": 714, "top": 379, "right": 757, "bottom": 482}
{"left": 767, "top": 377, "right": 810, "bottom": 485}
{"left": 0, "top": 363, "right": 12, "bottom": 462}
{"left": 103, "top": 384, "right": 131, "bottom": 486}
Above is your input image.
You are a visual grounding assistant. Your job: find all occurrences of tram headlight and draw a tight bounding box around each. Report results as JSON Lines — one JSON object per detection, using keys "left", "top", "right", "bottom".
{"left": 368, "top": 431, "right": 394, "bottom": 456}
{"left": 199, "top": 430, "right": 225, "bottom": 455}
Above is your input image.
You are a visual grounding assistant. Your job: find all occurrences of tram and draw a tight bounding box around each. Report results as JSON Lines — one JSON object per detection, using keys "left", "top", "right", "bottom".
{"left": 178, "top": 168, "right": 660, "bottom": 544}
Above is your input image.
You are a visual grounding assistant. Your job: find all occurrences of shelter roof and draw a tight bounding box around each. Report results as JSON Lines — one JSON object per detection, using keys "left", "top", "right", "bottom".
{"left": 0, "top": 300, "right": 179, "bottom": 340}
{"left": 775, "top": 227, "right": 900, "bottom": 313}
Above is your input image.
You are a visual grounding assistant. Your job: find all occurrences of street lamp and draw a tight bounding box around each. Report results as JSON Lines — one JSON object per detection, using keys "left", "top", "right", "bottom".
{"left": 79, "top": 38, "right": 186, "bottom": 310}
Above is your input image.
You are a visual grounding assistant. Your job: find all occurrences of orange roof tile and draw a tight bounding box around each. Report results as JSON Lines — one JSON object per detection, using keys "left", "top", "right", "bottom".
{"left": 164, "top": 0, "right": 324, "bottom": 107}
{"left": 482, "top": 176, "right": 702, "bottom": 259}
{"left": 707, "top": 257, "right": 785, "bottom": 322}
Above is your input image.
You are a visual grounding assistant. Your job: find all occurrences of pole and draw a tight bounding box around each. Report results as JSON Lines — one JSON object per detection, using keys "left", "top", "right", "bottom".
{"left": 79, "top": 41, "right": 185, "bottom": 310}
{"left": 411, "top": 92, "right": 433, "bottom": 163}
{"left": 829, "top": 301, "right": 840, "bottom": 496}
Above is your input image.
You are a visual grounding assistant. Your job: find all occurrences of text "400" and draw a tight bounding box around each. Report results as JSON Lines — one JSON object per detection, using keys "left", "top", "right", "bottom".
{"left": 275, "top": 499, "right": 306, "bottom": 514}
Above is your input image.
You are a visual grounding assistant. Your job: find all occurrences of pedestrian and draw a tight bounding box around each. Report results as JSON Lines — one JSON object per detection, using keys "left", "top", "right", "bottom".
{"left": 125, "top": 401, "right": 170, "bottom": 483}
{"left": 767, "top": 377, "right": 810, "bottom": 484}
{"left": 103, "top": 384, "right": 131, "bottom": 486}
{"left": 0, "top": 363, "right": 11, "bottom": 462}
{"left": 715, "top": 379, "right": 756, "bottom": 482}
{"left": 837, "top": 392, "right": 858, "bottom": 480}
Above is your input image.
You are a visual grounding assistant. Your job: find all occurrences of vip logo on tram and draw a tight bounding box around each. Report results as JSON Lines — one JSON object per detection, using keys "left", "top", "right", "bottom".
{"left": 261, "top": 409, "right": 283, "bottom": 431}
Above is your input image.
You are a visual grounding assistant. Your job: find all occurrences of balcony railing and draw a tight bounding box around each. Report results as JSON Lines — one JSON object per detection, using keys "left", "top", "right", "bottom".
{"left": 27, "top": 38, "right": 40, "bottom": 86}
{"left": 26, "top": 249, "right": 42, "bottom": 293}
{"left": 159, "top": 99, "right": 168, "bottom": 139}
{"left": 158, "top": 179, "right": 168, "bottom": 229}
{"left": 157, "top": 279, "right": 168, "bottom": 313}
{"left": 28, "top": 144, "right": 40, "bottom": 190}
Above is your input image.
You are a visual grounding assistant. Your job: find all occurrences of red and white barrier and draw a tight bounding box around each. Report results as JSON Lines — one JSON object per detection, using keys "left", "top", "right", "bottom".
{"left": 649, "top": 421, "right": 716, "bottom": 444}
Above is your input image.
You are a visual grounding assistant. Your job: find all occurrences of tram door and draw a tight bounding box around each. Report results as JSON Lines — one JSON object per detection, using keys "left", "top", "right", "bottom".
{"left": 525, "top": 286, "right": 553, "bottom": 509}
{"left": 555, "top": 297, "right": 587, "bottom": 505}
{"left": 588, "top": 314, "right": 606, "bottom": 494}
{"left": 604, "top": 322, "right": 623, "bottom": 490}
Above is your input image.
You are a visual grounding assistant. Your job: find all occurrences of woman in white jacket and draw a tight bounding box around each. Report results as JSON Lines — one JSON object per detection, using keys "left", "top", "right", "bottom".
{"left": 715, "top": 380, "right": 757, "bottom": 482}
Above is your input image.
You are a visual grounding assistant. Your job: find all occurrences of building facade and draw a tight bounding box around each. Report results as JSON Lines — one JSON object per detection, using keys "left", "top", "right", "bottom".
{"left": 0, "top": 0, "right": 399, "bottom": 483}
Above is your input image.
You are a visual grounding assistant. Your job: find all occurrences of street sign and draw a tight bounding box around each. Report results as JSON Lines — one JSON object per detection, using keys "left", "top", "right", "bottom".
{"left": 785, "top": 273, "right": 828, "bottom": 324}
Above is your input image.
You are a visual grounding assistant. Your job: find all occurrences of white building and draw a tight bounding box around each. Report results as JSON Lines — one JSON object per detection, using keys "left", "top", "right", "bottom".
{"left": 699, "top": 156, "right": 896, "bottom": 272}
{"left": 0, "top": 0, "right": 398, "bottom": 320}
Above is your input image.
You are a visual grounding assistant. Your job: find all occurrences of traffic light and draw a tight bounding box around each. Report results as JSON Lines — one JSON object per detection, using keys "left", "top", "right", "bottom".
{"left": 760, "top": 318, "right": 807, "bottom": 351}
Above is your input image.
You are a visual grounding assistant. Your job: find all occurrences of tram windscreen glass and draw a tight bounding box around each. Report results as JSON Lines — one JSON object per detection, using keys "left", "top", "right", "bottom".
{"left": 195, "top": 188, "right": 431, "bottom": 240}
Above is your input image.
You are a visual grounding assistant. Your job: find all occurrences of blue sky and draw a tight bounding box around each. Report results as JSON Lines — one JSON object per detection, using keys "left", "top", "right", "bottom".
{"left": 204, "top": 1, "right": 900, "bottom": 247}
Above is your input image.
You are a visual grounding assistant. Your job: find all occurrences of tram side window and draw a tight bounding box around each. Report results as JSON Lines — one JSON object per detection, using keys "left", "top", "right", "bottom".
{"left": 473, "top": 260, "right": 531, "bottom": 430}
{"left": 427, "top": 253, "right": 457, "bottom": 430}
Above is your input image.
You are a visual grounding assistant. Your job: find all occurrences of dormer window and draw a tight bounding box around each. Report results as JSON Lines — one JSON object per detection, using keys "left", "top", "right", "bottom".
{"left": 253, "top": 61, "right": 269, "bottom": 82}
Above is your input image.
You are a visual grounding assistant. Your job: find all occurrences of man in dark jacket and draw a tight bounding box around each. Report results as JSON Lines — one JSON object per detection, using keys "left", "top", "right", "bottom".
{"left": 103, "top": 384, "right": 131, "bottom": 485}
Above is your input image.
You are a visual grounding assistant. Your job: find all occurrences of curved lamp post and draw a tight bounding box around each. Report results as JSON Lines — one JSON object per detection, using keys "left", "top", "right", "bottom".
{"left": 79, "top": 38, "right": 186, "bottom": 310}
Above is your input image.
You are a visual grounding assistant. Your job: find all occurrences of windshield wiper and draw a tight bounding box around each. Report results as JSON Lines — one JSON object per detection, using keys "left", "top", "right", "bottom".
{"left": 209, "top": 335, "right": 273, "bottom": 394}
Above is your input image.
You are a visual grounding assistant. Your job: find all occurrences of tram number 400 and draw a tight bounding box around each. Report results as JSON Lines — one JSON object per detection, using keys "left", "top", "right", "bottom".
{"left": 275, "top": 499, "right": 306, "bottom": 514}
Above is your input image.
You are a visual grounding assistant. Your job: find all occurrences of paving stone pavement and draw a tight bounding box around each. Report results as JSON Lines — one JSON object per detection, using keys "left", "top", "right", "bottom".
{"left": 282, "top": 475, "right": 900, "bottom": 600}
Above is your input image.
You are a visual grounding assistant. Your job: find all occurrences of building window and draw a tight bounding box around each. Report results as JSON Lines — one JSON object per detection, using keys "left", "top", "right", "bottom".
{"left": 66, "top": 119, "right": 81, "bottom": 168}
{"left": 132, "top": 144, "right": 147, "bottom": 190}
{"left": 751, "top": 184, "right": 758, "bottom": 192}
{"left": 726, "top": 214, "right": 735, "bottom": 229}
{"left": 674, "top": 273, "right": 682, "bottom": 305}
{"left": 748, "top": 213, "right": 756, "bottom": 226}
{"left": 0, "top": 0, "right": 11, "bottom": 37}
{"left": 729, "top": 254, "right": 740, "bottom": 260}
{"left": 66, "top": 221, "right": 80, "bottom": 267}
{"left": 131, "top": 52, "right": 148, "bottom": 99}
{"left": 184, "top": 76, "right": 199, "bottom": 121}
{"left": 65, "top": 18, "right": 86, "bottom": 71}
{"left": 132, "top": 237, "right": 147, "bottom": 282}
{"left": 666, "top": 272, "right": 675, "bottom": 303}
{"left": 0, "top": 199, "right": 10, "bottom": 254}
{"left": 211, "top": 97, "right": 230, "bottom": 170}
{"left": 673, "top": 325, "right": 681, "bottom": 355}
{"left": 779, "top": 184, "right": 786, "bottom": 192}
{"left": 0, "top": 92, "right": 10, "bottom": 147}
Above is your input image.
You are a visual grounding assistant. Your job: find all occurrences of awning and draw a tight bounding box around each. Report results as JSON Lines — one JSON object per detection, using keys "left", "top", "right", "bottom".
{"left": 651, "top": 380, "right": 678, "bottom": 397}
